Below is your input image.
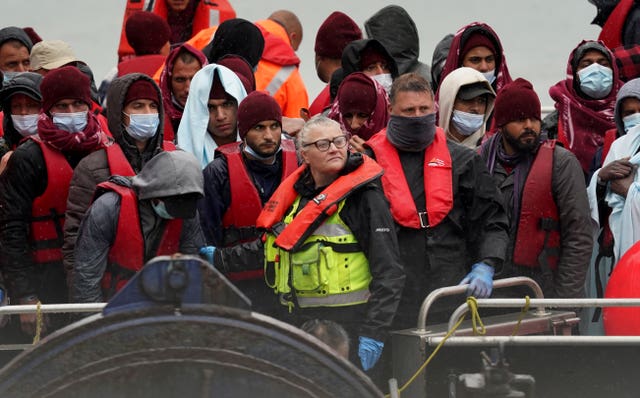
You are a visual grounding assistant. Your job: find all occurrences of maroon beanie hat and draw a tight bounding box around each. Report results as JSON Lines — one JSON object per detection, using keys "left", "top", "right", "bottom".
{"left": 359, "top": 45, "right": 389, "bottom": 71}
{"left": 40, "top": 66, "right": 91, "bottom": 112}
{"left": 460, "top": 32, "right": 496, "bottom": 59}
{"left": 315, "top": 11, "right": 362, "bottom": 58}
{"left": 209, "top": 72, "right": 227, "bottom": 100}
{"left": 22, "top": 27, "right": 42, "bottom": 44}
{"left": 493, "top": 78, "right": 541, "bottom": 127}
{"left": 125, "top": 11, "right": 171, "bottom": 55}
{"left": 218, "top": 55, "right": 255, "bottom": 94}
{"left": 337, "top": 73, "right": 377, "bottom": 115}
{"left": 237, "top": 90, "right": 282, "bottom": 139}
{"left": 125, "top": 79, "right": 159, "bottom": 105}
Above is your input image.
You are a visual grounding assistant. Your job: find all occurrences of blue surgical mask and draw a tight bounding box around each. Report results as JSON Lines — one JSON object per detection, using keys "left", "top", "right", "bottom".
{"left": 11, "top": 114, "right": 39, "bottom": 137}
{"left": 482, "top": 69, "right": 496, "bottom": 84}
{"left": 124, "top": 112, "right": 159, "bottom": 141}
{"left": 451, "top": 110, "right": 484, "bottom": 136}
{"left": 52, "top": 111, "right": 88, "bottom": 133}
{"left": 2, "top": 71, "right": 21, "bottom": 83}
{"left": 372, "top": 73, "right": 393, "bottom": 93}
{"left": 623, "top": 112, "right": 640, "bottom": 133}
{"left": 151, "top": 200, "right": 174, "bottom": 219}
{"left": 578, "top": 63, "right": 613, "bottom": 99}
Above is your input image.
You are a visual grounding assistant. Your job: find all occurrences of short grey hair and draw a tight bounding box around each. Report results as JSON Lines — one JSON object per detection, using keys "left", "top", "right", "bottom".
{"left": 296, "top": 115, "right": 343, "bottom": 152}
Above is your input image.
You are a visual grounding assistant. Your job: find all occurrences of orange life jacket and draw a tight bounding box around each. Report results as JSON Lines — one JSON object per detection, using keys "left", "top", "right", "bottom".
{"left": 512, "top": 140, "right": 560, "bottom": 271}
{"left": 97, "top": 180, "right": 183, "bottom": 298}
{"left": 256, "top": 154, "right": 383, "bottom": 251}
{"left": 29, "top": 137, "right": 73, "bottom": 264}
{"left": 217, "top": 139, "right": 297, "bottom": 245}
{"left": 366, "top": 127, "right": 453, "bottom": 228}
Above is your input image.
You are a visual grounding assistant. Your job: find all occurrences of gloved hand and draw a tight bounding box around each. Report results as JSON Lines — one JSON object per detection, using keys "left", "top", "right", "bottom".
{"left": 199, "top": 246, "right": 216, "bottom": 265}
{"left": 459, "top": 262, "right": 494, "bottom": 298}
{"left": 358, "top": 336, "right": 384, "bottom": 371}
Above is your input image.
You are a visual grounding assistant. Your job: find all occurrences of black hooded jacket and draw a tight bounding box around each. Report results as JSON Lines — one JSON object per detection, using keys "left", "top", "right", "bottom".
{"left": 341, "top": 39, "right": 399, "bottom": 78}
{"left": 63, "top": 73, "right": 166, "bottom": 280}
{"left": 0, "top": 72, "right": 43, "bottom": 154}
{"left": 364, "top": 5, "right": 431, "bottom": 82}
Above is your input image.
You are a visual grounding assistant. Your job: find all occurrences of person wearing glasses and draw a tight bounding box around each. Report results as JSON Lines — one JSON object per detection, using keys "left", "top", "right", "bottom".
{"left": 255, "top": 116, "right": 405, "bottom": 374}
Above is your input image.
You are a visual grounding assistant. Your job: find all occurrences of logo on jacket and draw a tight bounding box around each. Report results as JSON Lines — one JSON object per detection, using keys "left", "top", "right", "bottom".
{"left": 427, "top": 157, "right": 446, "bottom": 167}
{"left": 313, "top": 193, "right": 327, "bottom": 204}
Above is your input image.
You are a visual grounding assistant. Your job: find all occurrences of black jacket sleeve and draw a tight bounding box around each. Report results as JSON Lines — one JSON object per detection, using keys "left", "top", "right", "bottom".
{"left": 341, "top": 182, "right": 406, "bottom": 341}
{"left": 0, "top": 141, "right": 47, "bottom": 299}
{"left": 200, "top": 157, "right": 231, "bottom": 246}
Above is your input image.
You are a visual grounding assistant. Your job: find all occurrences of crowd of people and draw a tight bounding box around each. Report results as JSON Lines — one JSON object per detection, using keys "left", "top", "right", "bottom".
{"left": 1, "top": 0, "right": 640, "bottom": 382}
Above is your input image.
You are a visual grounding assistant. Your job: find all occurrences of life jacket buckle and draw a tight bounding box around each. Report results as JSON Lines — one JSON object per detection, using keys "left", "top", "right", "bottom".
{"left": 418, "top": 211, "right": 429, "bottom": 229}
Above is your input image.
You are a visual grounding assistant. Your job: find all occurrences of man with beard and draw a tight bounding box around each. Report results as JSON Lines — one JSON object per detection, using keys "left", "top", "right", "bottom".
{"left": 199, "top": 90, "right": 297, "bottom": 313}
{"left": 480, "top": 78, "right": 592, "bottom": 298}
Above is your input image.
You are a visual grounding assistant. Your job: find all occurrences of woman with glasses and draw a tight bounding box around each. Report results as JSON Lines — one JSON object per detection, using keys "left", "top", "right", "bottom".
{"left": 256, "top": 116, "right": 404, "bottom": 375}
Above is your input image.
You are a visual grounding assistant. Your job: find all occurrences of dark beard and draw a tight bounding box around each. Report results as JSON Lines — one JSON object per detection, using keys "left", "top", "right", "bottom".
{"left": 503, "top": 129, "right": 540, "bottom": 153}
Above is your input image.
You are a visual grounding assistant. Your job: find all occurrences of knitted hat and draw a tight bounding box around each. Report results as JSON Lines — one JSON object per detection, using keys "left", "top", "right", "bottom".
{"left": 0, "top": 26, "right": 33, "bottom": 51}
{"left": 337, "top": 73, "right": 377, "bottom": 115}
{"left": 22, "top": 27, "right": 42, "bottom": 45}
{"left": 125, "top": 79, "right": 159, "bottom": 105}
{"left": 40, "top": 66, "right": 91, "bottom": 112}
{"left": 237, "top": 90, "right": 282, "bottom": 139}
{"left": 30, "top": 40, "right": 80, "bottom": 71}
{"left": 218, "top": 55, "right": 255, "bottom": 93}
{"left": 125, "top": 11, "right": 171, "bottom": 55}
{"left": 209, "top": 72, "right": 227, "bottom": 100}
{"left": 315, "top": 12, "right": 362, "bottom": 58}
{"left": 493, "top": 78, "right": 541, "bottom": 127}
{"left": 360, "top": 45, "right": 389, "bottom": 71}
{"left": 460, "top": 32, "right": 496, "bottom": 59}
{"left": 572, "top": 40, "right": 611, "bottom": 72}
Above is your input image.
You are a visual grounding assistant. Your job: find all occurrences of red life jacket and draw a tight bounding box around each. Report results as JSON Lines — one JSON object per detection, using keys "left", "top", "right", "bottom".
{"left": 365, "top": 127, "right": 453, "bottom": 228}
{"left": 598, "top": 0, "right": 635, "bottom": 49}
{"left": 601, "top": 128, "right": 618, "bottom": 164}
{"left": 97, "top": 180, "right": 183, "bottom": 298}
{"left": 105, "top": 141, "right": 176, "bottom": 177}
{"left": 118, "top": 55, "right": 167, "bottom": 78}
{"left": 217, "top": 139, "right": 297, "bottom": 244}
{"left": 256, "top": 154, "right": 383, "bottom": 251}
{"left": 28, "top": 137, "right": 73, "bottom": 264}
{"left": 512, "top": 140, "right": 561, "bottom": 270}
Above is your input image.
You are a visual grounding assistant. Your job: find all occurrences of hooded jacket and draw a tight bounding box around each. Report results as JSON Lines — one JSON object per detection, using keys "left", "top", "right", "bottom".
{"left": 438, "top": 67, "right": 496, "bottom": 149}
{"left": 64, "top": 73, "right": 166, "bottom": 281}
{"left": 177, "top": 64, "right": 247, "bottom": 168}
{"left": 341, "top": 39, "right": 399, "bottom": 79}
{"left": 431, "top": 34, "right": 454, "bottom": 92}
{"left": 364, "top": 5, "right": 431, "bottom": 82}
{"left": 71, "top": 150, "right": 205, "bottom": 303}
{"left": 437, "top": 22, "right": 512, "bottom": 101}
{"left": 0, "top": 72, "right": 43, "bottom": 152}
{"left": 159, "top": 43, "right": 208, "bottom": 136}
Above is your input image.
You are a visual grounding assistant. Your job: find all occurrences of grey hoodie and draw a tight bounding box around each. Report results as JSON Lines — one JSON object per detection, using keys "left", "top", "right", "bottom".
{"left": 364, "top": 5, "right": 431, "bottom": 82}
{"left": 614, "top": 77, "right": 640, "bottom": 135}
{"left": 72, "top": 150, "right": 205, "bottom": 303}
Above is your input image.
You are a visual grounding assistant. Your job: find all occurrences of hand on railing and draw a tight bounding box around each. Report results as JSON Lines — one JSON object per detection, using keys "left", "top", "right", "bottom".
{"left": 19, "top": 295, "right": 46, "bottom": 337}
{"left": 459, "top": 262, "right": 494, "bottom": 298}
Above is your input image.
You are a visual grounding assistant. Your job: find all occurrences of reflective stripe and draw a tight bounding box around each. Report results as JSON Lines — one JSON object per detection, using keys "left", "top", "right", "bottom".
{"left": 292, "top": 289, "right": 371, "bottom": 308}
{"left": 265, "top": 65, "right": 295, "bottom": 96}
{"left": 312, "top": 222, "right": 351, "bottom": 237}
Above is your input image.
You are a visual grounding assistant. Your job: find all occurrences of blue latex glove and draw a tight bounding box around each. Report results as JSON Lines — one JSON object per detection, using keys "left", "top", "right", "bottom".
{"left": 199, "top": 246, "right": 216, "bottom": 265}
{"left": 459, "top": 262, "right": 494, "bottom": 298}
{"left": 358, "top": 336, "right": 384, "bottom": 371}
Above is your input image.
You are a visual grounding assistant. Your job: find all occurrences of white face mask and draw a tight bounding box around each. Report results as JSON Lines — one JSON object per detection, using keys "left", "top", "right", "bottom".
{"left": 482, "top": 69, "right": 496, "bottom": 84}
{"left": 577, "top": 63, "right": 613, "bottom": 99}
{"left": 52, "top": 111, "right": 88, "bottom": 133}
{"left": 371, "top": 73, "right": 393, "bottom": 93}
{"left": 10, "top": 114, "right": 39, "bottom": 137}
{"left": 123, "top": 112, "right": 160, "bottom": 141}
{"left": 451, "top": 110, "right": 485, "bottom": 136}
{"left": 623, "top": 112, "right": 640, "bottom": 133}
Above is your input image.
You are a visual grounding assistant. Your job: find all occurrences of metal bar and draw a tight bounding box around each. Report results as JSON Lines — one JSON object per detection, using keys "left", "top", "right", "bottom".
{"left": 428, "top": 335, "right": 640, "bottom": 346}
{"left": 0, "top": 303, "right": 105, "bottom": 315}
{"left": 447, "top": 298, "right": 640, "bottom": 331}
{"left": 417, "top": 277, "right": 544, "bottom": 331}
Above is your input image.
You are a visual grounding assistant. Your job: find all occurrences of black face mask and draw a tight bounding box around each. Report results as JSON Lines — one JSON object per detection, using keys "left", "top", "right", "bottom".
{"left": 386, "top": 113, "right": 436, "bottom": 151}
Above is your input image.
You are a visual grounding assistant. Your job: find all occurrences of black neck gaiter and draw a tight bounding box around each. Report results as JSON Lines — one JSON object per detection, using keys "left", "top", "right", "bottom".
{"left": 386, "top": 113, "right": 436, "bottom": 152}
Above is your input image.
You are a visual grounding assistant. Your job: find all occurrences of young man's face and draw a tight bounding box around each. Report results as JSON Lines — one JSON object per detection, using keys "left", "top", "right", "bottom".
{"left": 207, "top": 96, "right": 238, "bottom": 141}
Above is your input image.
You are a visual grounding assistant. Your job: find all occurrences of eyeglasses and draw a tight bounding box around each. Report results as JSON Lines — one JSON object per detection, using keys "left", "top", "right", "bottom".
{"left": 302, "top": 135, "right": 348, "bottom": 152}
